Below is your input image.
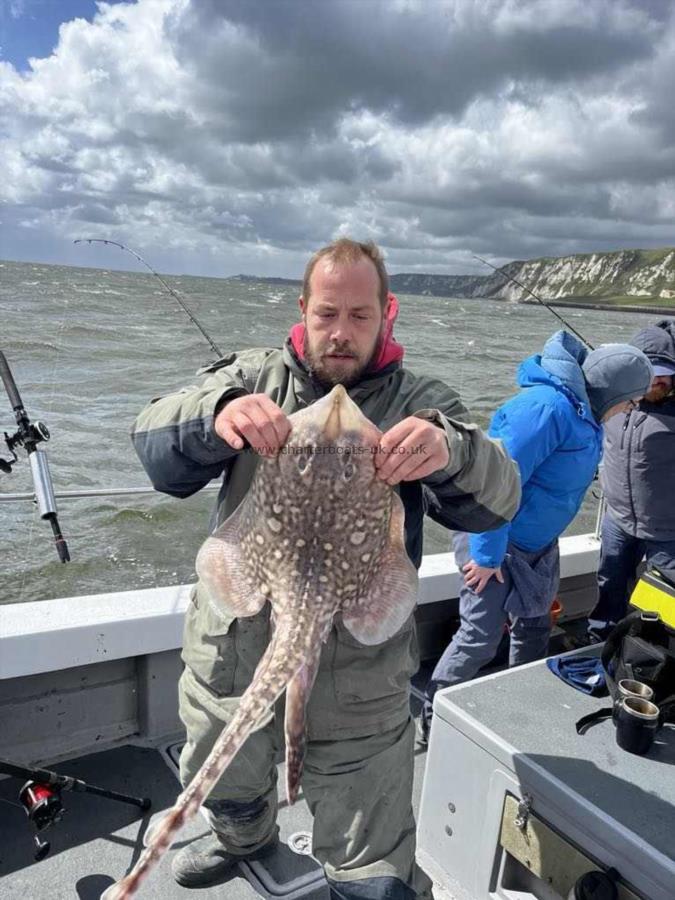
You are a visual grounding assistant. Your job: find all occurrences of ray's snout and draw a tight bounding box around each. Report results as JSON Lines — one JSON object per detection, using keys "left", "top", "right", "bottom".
{"left": 318, "top": 384, "right": 368, "bottom": 441}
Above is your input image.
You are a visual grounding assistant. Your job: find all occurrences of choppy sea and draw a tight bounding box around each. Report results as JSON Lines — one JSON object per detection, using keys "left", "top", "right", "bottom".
{"left": 0, "top": 258, "right": 657, "bottom": 604}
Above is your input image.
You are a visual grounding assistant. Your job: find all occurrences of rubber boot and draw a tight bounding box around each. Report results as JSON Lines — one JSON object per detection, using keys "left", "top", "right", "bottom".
{"left": 171, "top": 832, "right": 278, "bottom": 887}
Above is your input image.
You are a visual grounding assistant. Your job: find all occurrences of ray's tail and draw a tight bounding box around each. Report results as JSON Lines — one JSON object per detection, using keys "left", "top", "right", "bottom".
{"left": 100, "top": 635, "right": 304, "bottom": 900}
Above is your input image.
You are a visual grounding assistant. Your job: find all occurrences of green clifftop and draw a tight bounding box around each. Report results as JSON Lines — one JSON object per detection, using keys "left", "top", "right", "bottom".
{"left": 390, "top": 247, "right": 675, "bottom": 310}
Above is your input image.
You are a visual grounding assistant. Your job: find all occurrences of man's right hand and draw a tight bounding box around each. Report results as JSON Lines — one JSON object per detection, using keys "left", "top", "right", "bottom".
{"left": 214, "top": 394, "right": 291, "bottom": 457}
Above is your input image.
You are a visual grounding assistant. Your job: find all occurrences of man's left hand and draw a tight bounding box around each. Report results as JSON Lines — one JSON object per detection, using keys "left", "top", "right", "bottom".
{"left": 375, "top": 416, "right": 450, "bottom": 485}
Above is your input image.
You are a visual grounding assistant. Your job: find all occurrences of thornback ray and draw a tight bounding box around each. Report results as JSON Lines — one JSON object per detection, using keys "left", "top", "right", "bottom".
{"left": 100, "top": 384, "right": 419, "bottom": 899}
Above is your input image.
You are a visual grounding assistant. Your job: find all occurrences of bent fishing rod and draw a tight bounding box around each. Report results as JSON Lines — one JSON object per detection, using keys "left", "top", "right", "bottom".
{"left": 473, "top": 253, "right": 594, "bottom": 350}
{"left": 73, "top": 238, "right": 223, "bottom": 358}
{"left": 0, "top": 351, "right": 70, "bottom": 562}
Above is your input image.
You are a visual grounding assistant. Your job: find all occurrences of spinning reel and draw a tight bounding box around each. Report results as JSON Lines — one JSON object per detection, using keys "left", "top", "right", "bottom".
{"left": 0, "top": 349, "right": 70, "bottom": 562}
{"left": 18, "top": 778, "right": 65, "bottom": 861}
{"left": 1, "top": 759, "right": 151, "bottom": 861}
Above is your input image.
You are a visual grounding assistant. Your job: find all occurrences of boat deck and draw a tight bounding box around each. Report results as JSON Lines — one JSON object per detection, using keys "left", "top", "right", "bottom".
{"left": 0, "top": 627, "right": 586, "bottom": 900}
{"left": 0, "top": 703, "right": 441, "bottom": 900}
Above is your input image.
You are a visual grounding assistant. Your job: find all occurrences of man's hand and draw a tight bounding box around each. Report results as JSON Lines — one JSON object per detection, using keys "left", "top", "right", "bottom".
{"left": 214, "top": 394, "right": 291, "bottom": 457}
{"left": 374, "top": 416, "right": 450, "bottom": 485}
{"left": 462, "top": 560, "right": 504, "bottom": 594}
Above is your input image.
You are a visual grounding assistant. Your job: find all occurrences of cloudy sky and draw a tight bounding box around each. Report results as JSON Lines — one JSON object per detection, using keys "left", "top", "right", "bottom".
{"left": 1, "top": 0, "right": 674, "bottom": 278}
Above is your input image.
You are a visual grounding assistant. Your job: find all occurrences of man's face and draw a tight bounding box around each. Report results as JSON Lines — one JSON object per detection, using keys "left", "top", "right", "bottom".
{"left": 644, "top": 374, "right": 673, "bottom": 403}
{"left": 299, "top": 257, "right": 385, "bottom": 388}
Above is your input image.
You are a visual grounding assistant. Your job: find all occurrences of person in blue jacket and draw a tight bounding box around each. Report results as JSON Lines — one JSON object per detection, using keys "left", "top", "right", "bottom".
{"left": 420, "top": 331, "right": 653, "bottom": 742}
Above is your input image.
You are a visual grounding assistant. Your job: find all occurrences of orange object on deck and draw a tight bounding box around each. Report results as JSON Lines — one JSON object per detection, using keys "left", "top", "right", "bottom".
{"left": 550, "top": 597, "right": 563, "bottom": 626}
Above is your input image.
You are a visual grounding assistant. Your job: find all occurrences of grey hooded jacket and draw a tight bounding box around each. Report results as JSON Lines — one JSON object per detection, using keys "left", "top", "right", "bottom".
{"left": 600, "top": 319, "right": 675, "bottom": 541}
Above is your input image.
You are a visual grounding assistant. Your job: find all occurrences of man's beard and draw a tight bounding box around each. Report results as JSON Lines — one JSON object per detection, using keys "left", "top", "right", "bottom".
{"left": 645, "top": 384, "right": 672, "bottom": 403}
{"left": 304, "top": 339, "right": 380, "bottom": 389}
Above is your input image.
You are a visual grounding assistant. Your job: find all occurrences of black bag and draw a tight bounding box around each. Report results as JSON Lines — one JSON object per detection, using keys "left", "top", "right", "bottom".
{"left": 576, "top": 609, "right": 675, "bottom": 734}
{"left": 601, "top": 609, "right": 675, "bottom": 719}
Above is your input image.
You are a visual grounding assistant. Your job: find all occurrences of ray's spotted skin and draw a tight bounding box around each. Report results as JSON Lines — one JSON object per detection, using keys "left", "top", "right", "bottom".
{"left": 101, "top": 385, "right": 419, "bottom": 899}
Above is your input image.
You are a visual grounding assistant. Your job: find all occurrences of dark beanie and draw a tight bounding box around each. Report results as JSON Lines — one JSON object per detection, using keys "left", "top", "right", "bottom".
{"left": 582, "top": 344, "right": 653, "bottom": 422}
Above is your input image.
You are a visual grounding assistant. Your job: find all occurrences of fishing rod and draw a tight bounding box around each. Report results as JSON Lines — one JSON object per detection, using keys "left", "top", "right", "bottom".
{"left": 0, "top": 350, "right": 70, "bottom": 562}
{"left": 73, "top": 238, "right": 223, "bottom": 358}
{"left": 473, "top": 253, "right": 594, "bottom": 350}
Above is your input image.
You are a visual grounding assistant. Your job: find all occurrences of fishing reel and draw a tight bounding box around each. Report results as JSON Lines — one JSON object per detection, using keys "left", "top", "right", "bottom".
{"left": 18, "top": 779, "right": 65, "bottom": 861}
{"left": 0, "top": 758, "right": 151, "bottom": 862}
{"left": 1, "top": 419, "right": 51, "bottom": 473}
{"left": 0, "top": 349, "right": 70, "bottom": 562}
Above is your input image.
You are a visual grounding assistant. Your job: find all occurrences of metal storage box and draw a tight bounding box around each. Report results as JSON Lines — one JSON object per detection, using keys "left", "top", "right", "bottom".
{"left": 417, "top": 655, "right": 675, "bottom": 900}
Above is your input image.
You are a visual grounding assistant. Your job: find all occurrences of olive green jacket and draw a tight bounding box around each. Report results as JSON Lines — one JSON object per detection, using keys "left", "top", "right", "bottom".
{"left": 131, "top": 342, "right": 520, "bottom": 737}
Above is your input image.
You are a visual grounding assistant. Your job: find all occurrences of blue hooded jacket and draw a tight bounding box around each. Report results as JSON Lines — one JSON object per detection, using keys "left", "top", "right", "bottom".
{"left": 470, "top": 331, "right": 603, "bottom": 568}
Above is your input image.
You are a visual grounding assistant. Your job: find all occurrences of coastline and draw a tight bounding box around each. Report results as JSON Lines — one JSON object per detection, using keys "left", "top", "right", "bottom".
{"left": 518, "top": 297, "right": 675, "bottom": 316}
{"left": 3, "top": 258, "right": 673, "bottom": 315}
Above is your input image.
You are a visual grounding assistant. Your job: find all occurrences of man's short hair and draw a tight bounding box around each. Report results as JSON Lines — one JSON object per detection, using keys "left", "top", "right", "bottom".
{"left": 302, "top": 238, "right": 389, "bottom": 308}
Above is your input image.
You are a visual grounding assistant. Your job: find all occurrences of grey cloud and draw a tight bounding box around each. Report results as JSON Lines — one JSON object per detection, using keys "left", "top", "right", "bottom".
{"left": 221, "top": 192, "right": 344, "bottom": 249}
{"left": 385, "top": 179, "right": 614, "bottom": 221}
{"left": 3, "top": 0, "right": 675, "bottom": 279}
{"left": 153, "top": 131, "right": 397, "bottom": 194}
{"left": 631, "top": 32, "right": 675, "bottom": 141}
{"left": 69, "top": 202, "right": 122, "bottom": 225}
{"left": 173, "top": 0, "right": 656, "bottom": 142}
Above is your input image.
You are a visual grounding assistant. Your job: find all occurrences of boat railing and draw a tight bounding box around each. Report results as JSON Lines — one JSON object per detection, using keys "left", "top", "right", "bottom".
{"left": 0, "top": 484, "right": 221, "bottom": 502}
{"left": 1, "top": 483, "right": 607, "bottom": 523}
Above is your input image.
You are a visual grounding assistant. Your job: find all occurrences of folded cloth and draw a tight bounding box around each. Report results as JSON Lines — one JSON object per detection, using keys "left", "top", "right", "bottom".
{"left": 503, "top": 540, "right": 560, "bottom": 618}
{"left": 547, "top": 655, "right": 608, "bottom": 696}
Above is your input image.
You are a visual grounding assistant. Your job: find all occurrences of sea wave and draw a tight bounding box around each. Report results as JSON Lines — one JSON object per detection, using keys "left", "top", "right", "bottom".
{"left": 2, "top": 259, "right": 658, "bottom": 604}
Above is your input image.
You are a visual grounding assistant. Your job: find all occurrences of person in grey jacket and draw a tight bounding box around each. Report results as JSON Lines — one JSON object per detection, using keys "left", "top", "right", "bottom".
{"left": 588, "top": 319, "right": 675, "bottom": 641}
{"left": 131, "top": 238, "right": 520, "bottom": 900}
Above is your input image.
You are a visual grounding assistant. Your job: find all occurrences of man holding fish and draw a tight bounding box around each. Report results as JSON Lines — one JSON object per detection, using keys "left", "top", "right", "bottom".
{"left": 131, "top": 238, "right": 520, "bottom": 900}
